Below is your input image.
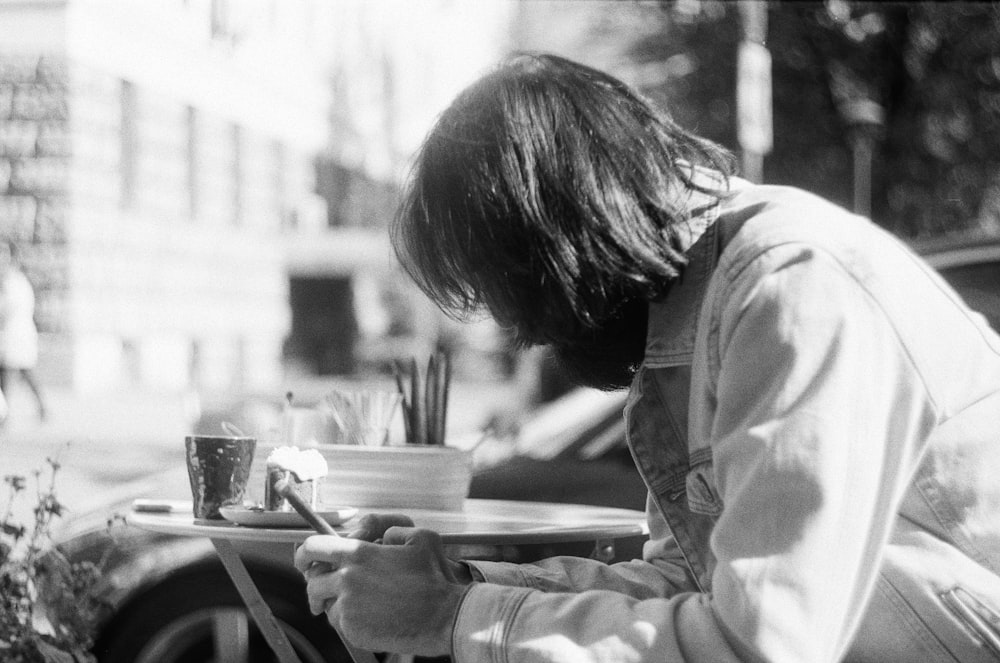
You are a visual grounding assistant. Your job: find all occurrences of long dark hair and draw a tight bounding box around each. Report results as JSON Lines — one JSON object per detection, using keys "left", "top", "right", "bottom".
{"left": 392, "top": 53, "right": 734, "bottom": 389}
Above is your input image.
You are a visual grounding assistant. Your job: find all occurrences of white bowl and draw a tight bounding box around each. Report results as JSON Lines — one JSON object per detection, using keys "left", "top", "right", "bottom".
{"left": 250, "top": 444, "right": 473, "bottom": 512}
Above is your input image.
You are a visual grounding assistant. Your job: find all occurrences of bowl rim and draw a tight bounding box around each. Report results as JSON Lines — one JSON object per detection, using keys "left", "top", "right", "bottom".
{"left": 311, "top": 444, "right": 470, "bottom": 454}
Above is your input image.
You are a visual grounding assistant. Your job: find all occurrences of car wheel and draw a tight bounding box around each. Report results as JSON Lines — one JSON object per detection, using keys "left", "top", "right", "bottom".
{"left": 95, "top": 564, "right": 350, "bottom": 663}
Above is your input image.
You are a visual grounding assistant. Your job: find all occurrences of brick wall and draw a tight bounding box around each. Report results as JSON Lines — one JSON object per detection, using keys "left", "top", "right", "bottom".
{"left": 0, "top": 53, "right": 72, "bottom": 392}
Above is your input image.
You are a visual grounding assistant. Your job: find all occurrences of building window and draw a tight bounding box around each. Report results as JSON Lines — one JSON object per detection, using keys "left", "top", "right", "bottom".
{"left": 273, "top": 140, "right": 286, "bottom": 229}
{"left": 122, "top": 338, "right": 141, "bottom": 384}
{"left": 120, "top": 80, "right": 137, "bottom": 209}
{"left": 231, "top": 123, "right": 242, "bottom": 225}
{"left": 210, "top": 0, "right": 232, "bottom": 40}
{"left": 186, "top": 106, "right": 199, "bottom": 219}
{"left": 189, "top": 338, "right": 202, "bottom": 388}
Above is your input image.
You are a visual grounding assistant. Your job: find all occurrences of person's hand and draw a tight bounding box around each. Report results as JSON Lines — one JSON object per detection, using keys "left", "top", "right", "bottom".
{"left": 346, "top": 513, "right": 474, "bottom": 583}
{"left": 347, "top": 513, "right": 415, "bottom": 542}
{"left": 294, "top": 526, "right": 472, "bottom": 656}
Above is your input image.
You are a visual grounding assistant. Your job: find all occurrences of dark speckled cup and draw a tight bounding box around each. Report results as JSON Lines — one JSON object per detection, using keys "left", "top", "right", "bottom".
{"left": 184, "top": 435, "right": 256, "bottom": 519}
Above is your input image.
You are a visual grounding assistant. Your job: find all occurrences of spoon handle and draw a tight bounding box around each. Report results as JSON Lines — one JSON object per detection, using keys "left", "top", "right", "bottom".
{"left": 275, "top": 480, "right": 381, "bottom": 663}
{"left": 274, "top": 478, "right": 338, "bottom": 536}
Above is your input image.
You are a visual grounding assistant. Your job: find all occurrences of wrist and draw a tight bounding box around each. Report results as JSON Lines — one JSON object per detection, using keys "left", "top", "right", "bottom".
{"left": 444, "top": 580, "right": 474, "bottom": 659}
{"left": 423, "top": 579, "right": 471, "bottom": 658}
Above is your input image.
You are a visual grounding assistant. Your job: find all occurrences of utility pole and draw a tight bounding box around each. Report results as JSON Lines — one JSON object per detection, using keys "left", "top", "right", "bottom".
{"left": 839, "top": 98, "right": 884, "bottom": 218}
{"left": 737, "top": 1, "right": 772, "bottom": 183}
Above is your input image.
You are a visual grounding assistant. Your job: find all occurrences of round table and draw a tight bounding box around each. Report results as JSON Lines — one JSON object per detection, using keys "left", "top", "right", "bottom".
{"left": 127, "top": 498, "right": 647, "bottom": 663}
{"left": 128, "top": 497, "right": 647, "bottom": 545}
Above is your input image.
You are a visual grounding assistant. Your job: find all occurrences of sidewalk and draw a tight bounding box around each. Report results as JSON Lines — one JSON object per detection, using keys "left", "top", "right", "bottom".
{"left": 2, "top": 385, "right": 196, "bottom": 446}
{"left": 1, "top": 386, "right": 197, "bottom": 524}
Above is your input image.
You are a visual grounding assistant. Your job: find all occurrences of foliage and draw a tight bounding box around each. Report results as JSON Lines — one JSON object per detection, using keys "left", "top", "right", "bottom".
{"left": 623, "top": 0, "right": 1000, "bottom": 238}
{"left": 770, "top": 1, "right": 1000, "bottom": 237}
{"left": 0, "top": 456, "right": 108, "bottom": 663}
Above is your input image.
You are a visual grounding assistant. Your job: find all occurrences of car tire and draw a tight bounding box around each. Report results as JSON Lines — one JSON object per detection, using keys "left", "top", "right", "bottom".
{"left": 94, "top": 562, "right": 351, "bottom": 663}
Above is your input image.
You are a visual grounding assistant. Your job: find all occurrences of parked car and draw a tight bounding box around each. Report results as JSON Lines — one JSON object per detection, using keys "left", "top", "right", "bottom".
{"left": 910, "top": 230, "right": 1000, "bottom": 330}
{"left": 56, "top": 231, "right": 1000, "bottom": 663}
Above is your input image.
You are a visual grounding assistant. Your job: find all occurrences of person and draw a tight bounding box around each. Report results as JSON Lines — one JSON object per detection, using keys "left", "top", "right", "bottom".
{"left": 0, "top": 240, "right": 47, "bottom": 423}
{"left": 294, "top": 53, "right": 1000, "bottom": 662}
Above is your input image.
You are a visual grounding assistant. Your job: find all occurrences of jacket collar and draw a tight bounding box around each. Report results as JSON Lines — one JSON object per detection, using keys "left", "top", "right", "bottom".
{"left": 643, "top": 172, "right": 749, "bottom": 367}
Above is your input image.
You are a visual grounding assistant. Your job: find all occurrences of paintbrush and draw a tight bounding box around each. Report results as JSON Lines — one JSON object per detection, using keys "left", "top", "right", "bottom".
{"left": 274, "top": 478, "right": 379, "bottom": 663}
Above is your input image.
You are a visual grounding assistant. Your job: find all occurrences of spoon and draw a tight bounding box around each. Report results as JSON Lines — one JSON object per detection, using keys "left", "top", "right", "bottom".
{"left": 221, "top": 421, "right": 247, "bottom": 437}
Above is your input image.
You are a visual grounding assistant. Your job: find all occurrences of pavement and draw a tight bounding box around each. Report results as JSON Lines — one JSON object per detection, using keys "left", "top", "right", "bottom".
{"left": 1, "top": 385, "right": 196, "bottom": 528}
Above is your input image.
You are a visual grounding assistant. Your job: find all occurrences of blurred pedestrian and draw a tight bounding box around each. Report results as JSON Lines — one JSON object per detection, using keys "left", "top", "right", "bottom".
{"left": 0, "top": 240, "right": 47, "bottom": 423}
{"left": 297, "top": 54, "right": 1000, "bottom": 662}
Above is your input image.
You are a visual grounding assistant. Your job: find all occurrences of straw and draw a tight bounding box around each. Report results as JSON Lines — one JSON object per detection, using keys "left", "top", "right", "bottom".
{"left": 323, "top": 389, "right": 401, "bottom": 446}
{"left": 221, "top": 421, "right": 247, "bottom": 437}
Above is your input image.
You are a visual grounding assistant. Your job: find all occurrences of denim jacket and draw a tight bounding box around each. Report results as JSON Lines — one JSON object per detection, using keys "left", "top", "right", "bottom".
{"left": 454, "top": 180, "right": 1000, "bottom": 663}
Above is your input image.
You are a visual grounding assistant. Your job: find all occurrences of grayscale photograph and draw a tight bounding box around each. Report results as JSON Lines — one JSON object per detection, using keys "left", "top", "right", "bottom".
{"left": 1, "top": 1, "right": 998, "bottom": 662}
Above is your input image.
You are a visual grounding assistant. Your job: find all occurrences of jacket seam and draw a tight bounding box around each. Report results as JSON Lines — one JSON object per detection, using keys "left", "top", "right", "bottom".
{"left": 895, "top": 246, "right": 1000, "bottom": 360}
{"left": 497, "top": 590, "right": 532, "bottom": 663}
{"left": 450, "top": 583, "right": 476, "bottom": 662}
{"left": 877, "top": 573, "right": 961, "bottom": 661}
{"left": 914, "top": 470, "right": 992, "bottom": 569}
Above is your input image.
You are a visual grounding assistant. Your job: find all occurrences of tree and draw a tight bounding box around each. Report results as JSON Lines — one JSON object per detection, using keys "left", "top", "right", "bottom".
{"left": 625, "top": 0, "right": 1000, "bottom": 238}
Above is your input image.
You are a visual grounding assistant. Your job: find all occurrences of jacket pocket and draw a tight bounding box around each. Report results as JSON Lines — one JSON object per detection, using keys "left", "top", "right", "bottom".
{"left": 685, "top": 459, "right": 723, "bottom": 517}
{"left": 940, "top": 586, "right": 1000, "bottom": 659}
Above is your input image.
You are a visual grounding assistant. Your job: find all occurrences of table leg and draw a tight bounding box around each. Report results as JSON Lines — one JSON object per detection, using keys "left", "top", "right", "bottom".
{"left": 212, "top": 538, "right": 304, "bottom": 663}
{"left": 591, "top": 539, "right": 615, "bottom": 563}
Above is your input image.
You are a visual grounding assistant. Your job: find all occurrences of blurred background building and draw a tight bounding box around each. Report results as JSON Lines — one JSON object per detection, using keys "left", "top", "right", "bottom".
{"left": 0, "top": 0, "right": 525, "bottom": 401}
{"left": 0, "top": 0, "right": 333, "bottom": 394}
{"left": 1, "top": 0, "right": 998, "bottom": 405}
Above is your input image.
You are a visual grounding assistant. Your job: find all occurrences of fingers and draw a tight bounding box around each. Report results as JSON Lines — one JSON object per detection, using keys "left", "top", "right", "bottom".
{"left": 302, "top": 561, "right": 333, "bottom": 581}
{"left": 348, "top": 513, "right": 415, "bottom": 541}
{"left": 293, "top": 535, "right": 363, "bottom": 573}
{"left": 304, "top": 566, "right": 340, "bottom": 616}
{"left": 382, "top": 526, "right": 438, "bottom": 547}
{"left": 381, "top": 528, "right": 466, "bottom": 583}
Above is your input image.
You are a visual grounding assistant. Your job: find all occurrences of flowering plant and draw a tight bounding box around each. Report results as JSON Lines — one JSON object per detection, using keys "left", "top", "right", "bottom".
{"left": 1, "top": 455, "right": 108, "bottom": 662}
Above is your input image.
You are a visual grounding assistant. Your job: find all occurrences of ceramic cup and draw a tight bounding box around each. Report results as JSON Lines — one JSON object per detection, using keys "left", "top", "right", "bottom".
{"left": 184, "top": 435, "right": 256, "bottom": 519}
